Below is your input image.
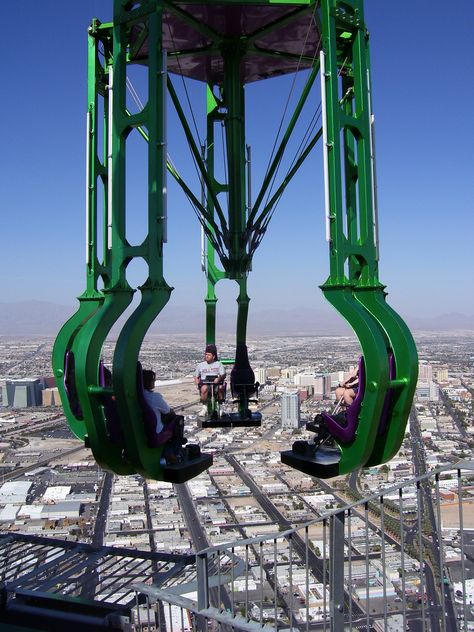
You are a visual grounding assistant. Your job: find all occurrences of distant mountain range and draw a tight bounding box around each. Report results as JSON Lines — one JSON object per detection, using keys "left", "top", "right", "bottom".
{"left": 0, "top": 300, "right": 472, "bottom": 337}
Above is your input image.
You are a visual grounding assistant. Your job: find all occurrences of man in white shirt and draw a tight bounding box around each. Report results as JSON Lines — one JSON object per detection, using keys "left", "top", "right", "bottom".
{"left": 142, "top": 369, "right": 172, "bottom": 434}
{"left": 194, "top": 344, "right": 226, "bottom": 417}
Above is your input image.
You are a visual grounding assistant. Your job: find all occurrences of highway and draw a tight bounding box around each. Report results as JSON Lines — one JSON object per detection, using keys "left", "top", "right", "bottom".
{"left": 411, "top": 408, "right": 457, "bottom": 631}
{"left": 226, "top": 453, "right": 366, "bottom": 624}
{"left": 174, "top": 482, "right": 233, "bottom": 619}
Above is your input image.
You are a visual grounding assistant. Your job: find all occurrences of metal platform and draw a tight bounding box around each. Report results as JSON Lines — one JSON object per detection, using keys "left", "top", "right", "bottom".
{"left": 130, "top": 1, "right": 321, "bottom": 84}
{"left": 0, "top": 532, "right": 194, "bottom": 631}
{"left": 280, "top": 442, "right": 341, "bottom": 478}
{"left": 201, "top": 411, "right": 262, "bottom": 428}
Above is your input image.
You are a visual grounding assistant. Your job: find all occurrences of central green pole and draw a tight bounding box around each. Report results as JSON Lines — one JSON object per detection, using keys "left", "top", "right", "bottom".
{"left": 222, "top": 43, "right": 248, "bottom": 278}
{"left": 222, "top": 42, "right": 251, "bottom": 346}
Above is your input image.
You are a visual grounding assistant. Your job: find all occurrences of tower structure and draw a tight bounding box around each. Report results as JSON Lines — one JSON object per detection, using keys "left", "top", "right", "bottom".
{"left": 53, "top": 0, "right": 418, "bottom": 480}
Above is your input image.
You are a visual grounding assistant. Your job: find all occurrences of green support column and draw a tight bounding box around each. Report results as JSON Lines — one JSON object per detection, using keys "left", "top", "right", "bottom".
{"left": 112, "top": 2, "right": 174, "bottom": 479}
{"left": 319, "top": 0, "right": 389, "bottom": 474}
{"left": 222, "top": 43, "right": 249, "bottom": 279}
{"left": 52, "top": 21, "right": 108, "bottom": 441}
{"left": 204, "top": 86, "right": 226, "bottom": 345}
{"left": 236, "top": 277, "right": 250, "bottom": 347}
{"left": 319, "top": 0, "right": 417, "bottom": 473}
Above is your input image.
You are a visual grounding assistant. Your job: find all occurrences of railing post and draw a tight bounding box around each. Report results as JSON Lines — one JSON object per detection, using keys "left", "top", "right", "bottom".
{"left": 329, "top": 511, "right": 345, "bottom": 631}
{"left": 197, "top": 552, "right": 210, "bottom": 610}
{"left": 196, "top": 552, "right": 210, "bottom": 632}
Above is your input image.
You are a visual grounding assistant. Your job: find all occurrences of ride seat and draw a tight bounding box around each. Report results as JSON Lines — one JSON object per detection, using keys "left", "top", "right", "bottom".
{"left": 99, "top": 361, "right": 124, "bottom": 444}
{"left": 136, "top": 362, "right": 177, "bottom": 448}
{"left": 230, "top": 343, "right": 259, "bottom": 401}
{"left": 64, "top": 350, "right": 83, "bottom": 419}
{"left": 320, "top": 356, "right": 365, "bottom": 444}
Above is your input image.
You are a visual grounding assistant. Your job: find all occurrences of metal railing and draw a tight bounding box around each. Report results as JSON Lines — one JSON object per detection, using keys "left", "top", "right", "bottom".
{"left": 133, "top": 460, "right": 474, "bottom": 631}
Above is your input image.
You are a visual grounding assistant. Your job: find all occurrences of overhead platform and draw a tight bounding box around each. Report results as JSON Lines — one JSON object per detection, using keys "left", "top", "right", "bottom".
{"left": 130, "top": 1, "right": 321, "bottom": 84}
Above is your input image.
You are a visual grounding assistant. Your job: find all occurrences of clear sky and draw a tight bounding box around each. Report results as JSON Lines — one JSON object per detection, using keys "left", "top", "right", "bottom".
{"left": 2, "top": 1, "right": 473, "bottom": 324}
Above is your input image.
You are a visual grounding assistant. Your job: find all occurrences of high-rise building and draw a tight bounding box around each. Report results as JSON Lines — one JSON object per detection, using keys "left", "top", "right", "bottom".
{"left": 314, "top": 375, "right": 331, "bottom": 398}
{"left": 429, "top": 381, "right": 439, "bottom": 402}
{"left": 418, "top": 363, "right": 433, "bottom": 382}
{"left": 255, "top": 367, "right": 267, "bottom": 385}
{"left": 416, "top": 380, "right": 439, "bottom": 402}
{"left": 434, "top": 367, "right": 449, "bottom": 382}
{"left": 280, "top": 367, "right": 297, "bottom": 379}
{"left": 42, "top": 387, "right": 61, "bottom": 406}
{"left": 329, "top": 371, "right": 344, "bottom": 387}
{"left": 1, "top": 379, "right": 42, "bottom": 408}
{"left": 294, "top": 372, "right": 315, "bottom": 388}
{"left": 281, "top": 391, "right": 300, "bottom": 428}
{"left": 267, "top": 367, "right": 282, "bottom": 379}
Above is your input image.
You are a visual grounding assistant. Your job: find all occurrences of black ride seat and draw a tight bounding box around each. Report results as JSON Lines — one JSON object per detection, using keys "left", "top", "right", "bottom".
{"left": 99, "top": 361, "right": 124, "bottom": 444}
{"left": 64, "top": 350, "right": 83, "bottom": 419}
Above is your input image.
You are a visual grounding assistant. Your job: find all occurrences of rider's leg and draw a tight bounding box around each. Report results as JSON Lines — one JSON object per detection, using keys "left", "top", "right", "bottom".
{"left": 217, "top": 383, "right": 225, "bottom": 403}
{"left": 200, "top": 384, "right": 209, "bottom": 403}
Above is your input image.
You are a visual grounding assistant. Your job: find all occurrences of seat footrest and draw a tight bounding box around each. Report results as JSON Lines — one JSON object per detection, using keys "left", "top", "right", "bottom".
{"left": 201, "top": 411, "right": 262, "bottom": 428}
{"left": 162, "top": 446, "right": 213, "bottom": 484}
{"left": 281, "top": 442, "right": 341, "bottom": 479}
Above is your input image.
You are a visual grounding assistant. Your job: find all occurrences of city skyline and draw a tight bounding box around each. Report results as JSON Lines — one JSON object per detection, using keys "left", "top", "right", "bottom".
{"left": 0, "top": 331, "right": 472, "bottom": 630}
{"left": 2, "top": 1, "right": 473, "bottom": 336}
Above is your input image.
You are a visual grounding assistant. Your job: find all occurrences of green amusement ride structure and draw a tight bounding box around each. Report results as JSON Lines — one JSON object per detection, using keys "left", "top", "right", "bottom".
{"left": 52, "top": 0, "right": 418, "bottom": 483}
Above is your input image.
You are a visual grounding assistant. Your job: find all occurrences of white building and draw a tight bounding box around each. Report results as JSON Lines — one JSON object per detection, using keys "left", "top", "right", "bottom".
{"left": 281, "top": 391, "right": 300, "bottom": 428}
{"left": 0, "top": 481, "right": 32, "bottom": 504}
{"left": 416, "top": 380, "right": 439, "bottom": 402}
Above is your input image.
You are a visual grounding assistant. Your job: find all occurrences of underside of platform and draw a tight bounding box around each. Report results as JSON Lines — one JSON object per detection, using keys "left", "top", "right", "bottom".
{"left": 130, "top": 1, "right": 321, "bottom": 83}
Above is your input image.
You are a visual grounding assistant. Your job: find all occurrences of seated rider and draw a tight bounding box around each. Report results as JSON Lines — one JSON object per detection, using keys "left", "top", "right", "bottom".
{"left": 335, "top": 366, "right": 359, "bottom": 407}
{"left": 142, "top": 369, "right": 184, "bottom": 463}
{"left": 194, "top": 344, "right": 226, "bottom": 417}
{"left": 142, "top": 369, "right": 174, "bottom": 434}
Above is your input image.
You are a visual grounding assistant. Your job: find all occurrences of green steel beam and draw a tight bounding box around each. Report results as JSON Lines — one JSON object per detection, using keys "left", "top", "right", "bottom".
{"left": 246, "top": 4, "right": 315, "bottom": 44}
{"left": 247, "top": 60, "right": 320, "bottom": 228}
{"left": 167, "top": 77, "right": 229, "bottom": 243}
{"left": 318, "top": 0, "right": 417, "bottom": 473}
{"left": 221, "top": 42, "right": 249, "bottom": 279}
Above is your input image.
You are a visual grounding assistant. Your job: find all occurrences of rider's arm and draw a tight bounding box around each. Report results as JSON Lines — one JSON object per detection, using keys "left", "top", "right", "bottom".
{"left": 154, "top": 392, "right": 171, "bottom": 414}
{"left": 194, "top": 365, "right": 201, "bottom": 386}
{"left": 217, "top": 362, "right": 226, "bottom": 382}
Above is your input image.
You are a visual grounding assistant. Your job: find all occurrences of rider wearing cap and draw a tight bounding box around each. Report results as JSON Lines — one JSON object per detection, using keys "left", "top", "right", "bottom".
{"left": 194, "top": 344, "right": 226, "bottom": 416}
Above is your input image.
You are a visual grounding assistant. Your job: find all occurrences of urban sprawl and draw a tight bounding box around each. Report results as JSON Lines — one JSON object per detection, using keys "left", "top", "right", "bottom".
{"left": 0, "top": 332, "right": 473, "bottom": 630}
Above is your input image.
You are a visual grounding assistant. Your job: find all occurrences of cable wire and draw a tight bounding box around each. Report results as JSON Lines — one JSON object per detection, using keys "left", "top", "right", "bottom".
{"left": 261, "top": 3, "right": 320, "bottom": 186}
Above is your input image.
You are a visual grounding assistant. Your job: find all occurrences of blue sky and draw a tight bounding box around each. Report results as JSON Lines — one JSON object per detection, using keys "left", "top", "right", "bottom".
{"left": 2, "top": 1, "right": 473, "bottom": 324}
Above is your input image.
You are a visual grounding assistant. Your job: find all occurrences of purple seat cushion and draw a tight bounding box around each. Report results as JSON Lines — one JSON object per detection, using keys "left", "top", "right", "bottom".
{"left": 64, "top": 350, "right": 83, "bottom": 418}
